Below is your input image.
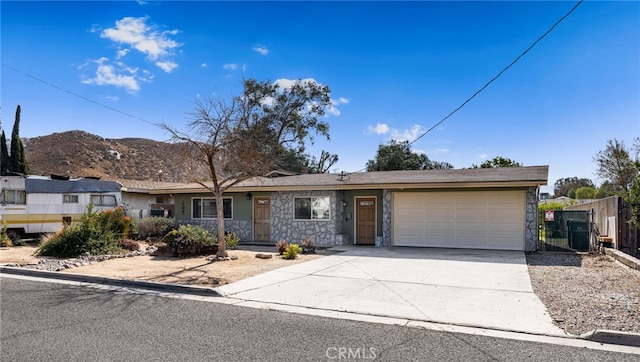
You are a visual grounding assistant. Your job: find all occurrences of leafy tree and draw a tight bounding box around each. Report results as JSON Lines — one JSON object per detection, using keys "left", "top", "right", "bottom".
{"left": 162, "top": 78, "right": 332, "bottom": 257}
{"left": 627, "top": 174, "right": 640, "bottom": 227}
{"left": 366, "top": 140, "right": 453, "bottom": 171}
{"left": 553, "top": 177, "right": 595, "bottom": 197}
{"left": 8, "top": 105, "right": 30, "bottom": 175}
{"left": 471, "top": 156, "right": 522, "bottom": 168}
{"left": 594, "top": 181, "right": 617, "bottom": 199}
{"left": 593, "top": 138, "right": 638, "bottom": 194}
{"left": 574, "top": 186, "right": 596, "bottom": 199}
{"left": 280, "top": 147, "right": 338, "bottom": 174}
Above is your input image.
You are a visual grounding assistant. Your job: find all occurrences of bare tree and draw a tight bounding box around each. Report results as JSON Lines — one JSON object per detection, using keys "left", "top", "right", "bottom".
{"left": 161, "top": 78, "right": 332, "bottom": 257}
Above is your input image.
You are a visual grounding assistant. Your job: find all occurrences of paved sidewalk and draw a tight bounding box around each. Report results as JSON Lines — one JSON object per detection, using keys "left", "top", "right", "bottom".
{"left": 215, "top": 247, "right": 568, "bottom": 336}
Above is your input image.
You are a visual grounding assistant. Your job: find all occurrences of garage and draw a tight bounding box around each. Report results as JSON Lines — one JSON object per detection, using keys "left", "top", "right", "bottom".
{"left": 392, "top": 190, "right": 526, "bottom": 250}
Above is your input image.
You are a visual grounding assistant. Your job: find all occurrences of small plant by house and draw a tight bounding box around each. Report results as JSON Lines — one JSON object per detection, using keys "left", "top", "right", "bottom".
{"left": 224, "top": 231, "right": 240, "bottom": 250}
{"left": 301, "top": 238, "right": 316, "bottom": 254}
{"left": 36, "top": 204, "right": 133, "bottom": 258}
{"left": 276, "top": 240, "right": 289, "bottom": 255}
{"left": 134, "top": 216, "right": 176, "bottom": 241}
{"left": 0, "top": 221, "right": 12, "bottom": 247}
{"left": 282, "top": 243, "right": 302, "bottom": 260}
{"left": 163, "top": 224, "right": 215, "bottom": 257}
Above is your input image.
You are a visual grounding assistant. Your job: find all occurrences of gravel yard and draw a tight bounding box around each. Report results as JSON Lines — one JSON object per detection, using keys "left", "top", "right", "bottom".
{"left": 526, "top": 251, "right": 640, "bottom": 336}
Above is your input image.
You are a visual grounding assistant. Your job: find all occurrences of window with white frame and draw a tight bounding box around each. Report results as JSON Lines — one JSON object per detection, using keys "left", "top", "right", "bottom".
{"left": 0, "top": 189, "right": 26, "bottom": 204}
{"left": 192, "top": 197, "right": 232, "bottom": 219}
{"left": 91, "top": 194, "right": 117, "bottom": 206}
{"left": 294, "top": 196, "right": 330, "bottom": 220}
{"left": 63, "top": 194, "right": 79, "bottom": 203}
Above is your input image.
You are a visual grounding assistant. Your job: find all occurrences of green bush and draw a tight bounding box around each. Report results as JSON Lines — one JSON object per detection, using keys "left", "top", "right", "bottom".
{"left": 36, "top": 224, "right": 119, "bottom": 258}
{"left": 224, "top": 231, "right": 240, "bottom": 249}
{"left": 163, "top": 224, "right": 215, "bottom": 255}
{"left": 0, "top": 221, "right": 12, "bottom": 247}
{"left": 282, "top": 243, "right": 302, "bottom": 260}
{"left": 135, "top": 217, "right": 176, "bottom": 240}
{"left": 35, "top": 205, "right": 131, "bottom": 258}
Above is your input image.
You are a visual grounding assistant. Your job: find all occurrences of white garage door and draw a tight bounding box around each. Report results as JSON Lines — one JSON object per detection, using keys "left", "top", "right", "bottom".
{"left": 393, "top": 191, "right": 525, "bottom": 250}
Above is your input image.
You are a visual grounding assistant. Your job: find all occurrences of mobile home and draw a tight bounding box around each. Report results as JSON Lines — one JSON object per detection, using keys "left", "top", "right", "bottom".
{"left": 0, "top": 175, "right": 122, "bottom": 241}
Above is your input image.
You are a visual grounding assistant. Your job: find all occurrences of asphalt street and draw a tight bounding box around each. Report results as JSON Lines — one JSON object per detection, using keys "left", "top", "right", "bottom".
{"left": 1, "top": 277, "right": 637, "bottom": 362}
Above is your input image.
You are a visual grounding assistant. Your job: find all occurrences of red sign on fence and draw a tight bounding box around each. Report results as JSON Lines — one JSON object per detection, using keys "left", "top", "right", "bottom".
{"left": 545, "top": 210, "right": 555, "bottom": 222}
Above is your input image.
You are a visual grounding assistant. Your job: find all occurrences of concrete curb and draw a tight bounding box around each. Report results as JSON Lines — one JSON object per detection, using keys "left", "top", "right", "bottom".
{"left": 581, "top": 329, "right": 640, "bottom": 347}
{"left": 0, "top": 266, "right": 221, "bottom": 297}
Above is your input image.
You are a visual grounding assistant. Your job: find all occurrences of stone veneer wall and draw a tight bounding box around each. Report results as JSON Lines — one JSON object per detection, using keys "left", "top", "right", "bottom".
{"left": 525, "top": 187, "right": 539, "bottom": 252}
{"left": 382, "top": 189, "right": 392, "bottom": 247}
{"left": 178, "top": 219, "right": 252, "bottom": 242}
{"left": 270, "top": 190, "right": 348, "bottom": 245}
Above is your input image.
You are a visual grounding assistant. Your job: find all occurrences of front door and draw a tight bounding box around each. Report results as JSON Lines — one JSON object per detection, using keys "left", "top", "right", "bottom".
{"left": 254, "top": 197, "right": 271, "bottom": 242}
{"left": 356, "top": 197, "right": 376, "bottom": 245}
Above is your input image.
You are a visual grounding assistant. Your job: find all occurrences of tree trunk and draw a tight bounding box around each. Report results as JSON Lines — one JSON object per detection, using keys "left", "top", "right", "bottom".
{"left": 215, "top": 191, "right": 228, "bottom": 258}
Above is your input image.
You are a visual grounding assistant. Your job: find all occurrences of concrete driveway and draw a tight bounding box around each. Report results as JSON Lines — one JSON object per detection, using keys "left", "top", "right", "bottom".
{"left": 215, "top": 247, "right": 566, "bottom": 336}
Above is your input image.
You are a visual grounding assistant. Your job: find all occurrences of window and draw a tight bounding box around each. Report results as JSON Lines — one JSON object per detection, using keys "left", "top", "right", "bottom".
{"left": 63, "top": 194, "right": 79, "bottom": 203}
{"left": 0, "top": 189, "right": 26, "bottom": 204}
{"left": 294, "top": 197, "right": 330, "bottom": 220}
{"left": 91, "top": 194, "right": 117, "bottom": 206}
{"left": 192, "top": 197, "right": 232, "bottom": 219}
{"left": 156, "top": 196, "right": 165, "bottom": 204}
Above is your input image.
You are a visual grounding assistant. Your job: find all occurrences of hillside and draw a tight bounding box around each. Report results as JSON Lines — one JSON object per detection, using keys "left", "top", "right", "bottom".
{"left": 23, "top": 130, "right": 208, "bottom": 182}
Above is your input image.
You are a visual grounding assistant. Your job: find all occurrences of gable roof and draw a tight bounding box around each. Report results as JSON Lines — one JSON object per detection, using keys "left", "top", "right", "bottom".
{"left": 150, "top": 166, "right": 548, "bottom": 194}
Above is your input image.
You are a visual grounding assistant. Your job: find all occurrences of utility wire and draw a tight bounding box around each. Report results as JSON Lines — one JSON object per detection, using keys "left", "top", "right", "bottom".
{"left": 408, "top": 0, "right": 584, "bottom": 147}
{"left": 2, "top": 63, "right": 158, "bottom": 126}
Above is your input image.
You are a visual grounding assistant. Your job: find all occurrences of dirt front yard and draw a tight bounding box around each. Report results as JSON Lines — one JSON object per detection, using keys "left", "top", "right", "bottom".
{"left": 0, "top": 244, "right": 331, "bottom": 287}
{"left": 526, "top": 251, "right": 640, "bottom": 335}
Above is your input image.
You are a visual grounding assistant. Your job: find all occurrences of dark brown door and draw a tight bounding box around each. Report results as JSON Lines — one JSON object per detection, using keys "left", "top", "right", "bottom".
{"left": 356, "top": 197, "right": 376, "bottom": 245}
{"left": 254, "top": 197, "right": 271, "bottom": 242}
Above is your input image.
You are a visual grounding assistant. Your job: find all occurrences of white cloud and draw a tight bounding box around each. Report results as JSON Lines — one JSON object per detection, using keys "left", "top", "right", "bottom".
{"left": 435, "top": 148, "right": 450, "bottom": 153}
{"left": 106, "top": 95, "right": 119, "bottom": 102}
{"left": 253, "top": 45, "right": 269, "bottom": 55}
{"left": 367, "top": 123, "right": 390, "bottom": 135}
{"left": 81, "top": 57, "right": 152, "bottom": 93}
{"left": 155, "top": 61, "right": 178, "bottom": 73}
{"left": 242, "top": 64, "right": 247, "bottom": 71}
{"left": 479, "top": 153, "right": 488, "bottom": 159}
{"left": 200, "top": 63, "right": 208, "bottom": 68}
{"left": 390, "top": 124, "right": 425, "bottom": 142}
{"left": 223, "top": 63, "right": 239, "bottom": 71}
{"left": 116, "top": 49, "right": 130, "bottom": 59}
{"left": 100, "top": 16, "right": 181, "bottom": 71}
{"left": 275, "top": 78, "right": 318, "bottom": 89}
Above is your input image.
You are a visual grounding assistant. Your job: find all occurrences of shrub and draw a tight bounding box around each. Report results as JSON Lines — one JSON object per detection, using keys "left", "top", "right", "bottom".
{"left": 224, "top": 231, "right": 240, "bottom": 249}
{"left": 301, "top": 238, "right": 316, "bottom": 254}
{"left": 163, "top": 224, "right": 215, "bottom": 256}
{"left": 135, "top": 217, "right": 176, "bottom": 240}
{"left": 276, "top": 240, "right": 289, "bottom": 255}
{"left": 36, "top": 224, "right": 119, "bottom": 258}
{"left": 35, "top": 205, "right": 130, "bottom": 258}
{"left": 0, "top": 221, "right": 12, "bottom": 247}
{"left": 282, "top": 243, "right": 302, "bottom": 260}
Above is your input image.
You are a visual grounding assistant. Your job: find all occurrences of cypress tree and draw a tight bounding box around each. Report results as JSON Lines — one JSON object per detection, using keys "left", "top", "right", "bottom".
{"left": 9, "top": 105, "right": 30, "bottom": 175}
{"left": 0, "top": 130, "right": 8, "bottom": 175}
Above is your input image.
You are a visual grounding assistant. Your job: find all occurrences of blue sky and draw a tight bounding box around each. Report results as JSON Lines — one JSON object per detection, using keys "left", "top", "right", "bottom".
{"left": 1, "top": 1, "right": 639, "bottom": 193}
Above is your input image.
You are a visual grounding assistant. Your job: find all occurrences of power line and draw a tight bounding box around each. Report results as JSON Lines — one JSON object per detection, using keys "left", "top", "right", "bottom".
{"left": 2, "top": 63, "right": 158, "bottom": 127}
{"left": 408, "top": 0, "right": 584, "bottom": 147}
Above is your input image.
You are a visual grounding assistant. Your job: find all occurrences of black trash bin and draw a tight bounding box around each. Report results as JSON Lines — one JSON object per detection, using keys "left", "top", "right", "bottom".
{"left": 567, "top": 219, "right": 589, "bottom": 251}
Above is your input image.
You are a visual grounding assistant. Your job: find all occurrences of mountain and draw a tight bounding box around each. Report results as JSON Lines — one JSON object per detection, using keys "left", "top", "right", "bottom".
{"left": 23, "top": 130, "right": 208, "bottom": 182}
